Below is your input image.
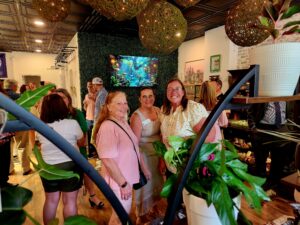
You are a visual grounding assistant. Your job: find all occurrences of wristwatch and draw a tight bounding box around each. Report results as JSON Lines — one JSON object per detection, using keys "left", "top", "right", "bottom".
{"left": 121, "top": 181, "right": 127, "bottom": 188}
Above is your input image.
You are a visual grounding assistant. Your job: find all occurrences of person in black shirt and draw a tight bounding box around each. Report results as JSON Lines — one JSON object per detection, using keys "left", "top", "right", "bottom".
{"left": 248, "top": 102, "right": 294, "bottom": 189}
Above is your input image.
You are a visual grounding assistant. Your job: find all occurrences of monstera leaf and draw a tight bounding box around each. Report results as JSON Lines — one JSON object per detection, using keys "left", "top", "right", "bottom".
{"left": 8, "top": 84, "right": 55, "bottom": 120}
{"left": 30, "top": 145, "right": 80, "bottom": 181}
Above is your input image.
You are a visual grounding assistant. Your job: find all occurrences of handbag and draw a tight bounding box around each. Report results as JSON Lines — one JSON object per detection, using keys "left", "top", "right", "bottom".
{"left": 107, "top": 119, "right": 147, "bottom": 190}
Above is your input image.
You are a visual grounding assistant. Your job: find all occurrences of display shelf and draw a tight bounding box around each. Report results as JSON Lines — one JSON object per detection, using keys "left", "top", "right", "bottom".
{"left": 232, "top": 94, "right": 300, "bottom": 104}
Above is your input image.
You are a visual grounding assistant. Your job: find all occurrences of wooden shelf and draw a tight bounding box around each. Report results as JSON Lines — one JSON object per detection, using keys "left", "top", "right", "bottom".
{"left": 232, "top": 94, "right": 300, "bottom": 104}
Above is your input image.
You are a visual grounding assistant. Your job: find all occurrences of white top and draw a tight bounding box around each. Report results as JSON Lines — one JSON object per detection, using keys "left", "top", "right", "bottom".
{"left": 37, "top": 119, "right": 83, "bottom": 165}
{"left": 160, "top": 100, "right": 208, "bottom": 140}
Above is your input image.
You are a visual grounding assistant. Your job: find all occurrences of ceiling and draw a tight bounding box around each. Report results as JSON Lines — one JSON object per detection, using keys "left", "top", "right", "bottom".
{"left": 0, "top": 0, "right": 244, "bottom": 55}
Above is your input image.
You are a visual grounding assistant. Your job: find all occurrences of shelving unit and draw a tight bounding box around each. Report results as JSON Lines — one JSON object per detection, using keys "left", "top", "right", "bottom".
{"left": 232, "top": 95, "right": 300, "bottom": 104}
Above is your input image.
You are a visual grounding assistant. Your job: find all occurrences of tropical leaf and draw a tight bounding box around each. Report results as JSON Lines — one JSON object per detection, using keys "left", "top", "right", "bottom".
{"left": 64, "top": 215, "right": 97, "bottom": 225}
{"left": 153, "top": 140, "right": 167, "bottom": 157}
{"left": 231, "top": 167, "right": 266, "bottom": 186}
{"left": 283, "top": 20, "right": 300, "bottom": 28}
{"left": 0, "top": 186, "right": 33, "bottom": 225}
{"left": 280, "top": 5, "right": 300, "bottom": 19}
{"left": 31, "top": 145, "right": 80, "bottom": 181}
{"left": 160, "top": 174, "right": 177, "bottom": 198}
{"left": 211, "top": 179, "right": 237, "bottom": 225}
{"left": 8, "top": 84, "right": 55, "bottom": 120}
{"left": 168, "top": 136, "right": 185, "bottom": 151}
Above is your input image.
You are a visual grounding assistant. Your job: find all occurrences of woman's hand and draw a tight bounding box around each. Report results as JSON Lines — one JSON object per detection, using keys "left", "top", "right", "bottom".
{"left": 143, "top": 168, "right": 152, "bottom": 181}
{"left": 120, "top": 182, "right": 132, "bottom": 200}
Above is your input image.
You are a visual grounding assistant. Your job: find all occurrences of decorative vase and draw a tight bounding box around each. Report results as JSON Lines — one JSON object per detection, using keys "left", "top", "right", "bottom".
{"left": 182, "top": 188, "right": 241, "bottom": 225}
{"left": 249, "top": 42, "right": 300, "bottom": 97}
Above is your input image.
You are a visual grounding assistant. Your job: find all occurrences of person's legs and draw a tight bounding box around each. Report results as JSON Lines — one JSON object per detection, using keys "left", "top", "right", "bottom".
{"left": 108, "top": 188, "right": 132, "bottom": 225}
{"left": 43, "top": 191, "right": 61, "bottom": 225}
{"left": 20, "top": 131, "right": 32, "bottom": 174}
{"left": 62, "top": 190, "right": 79, "bottom": 219}
{"left": 0, "top": 140, "right": 11, "bottom": 186}
{"left": 84, "top": 173, "right": 104, "bottom": 208}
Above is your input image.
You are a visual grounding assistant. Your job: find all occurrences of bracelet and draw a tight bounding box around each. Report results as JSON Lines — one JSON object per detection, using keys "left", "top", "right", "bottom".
{"left": 120, "top": 181, "right": 127, "bottom": 188}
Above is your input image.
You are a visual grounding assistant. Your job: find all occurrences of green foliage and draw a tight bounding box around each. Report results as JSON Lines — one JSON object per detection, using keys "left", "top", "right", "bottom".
{"left": 153, "top": 136, "right": 270, "bottom": 225}
{"left": 258, "top": 0, "right": 300, "bottom": 40}
{"left": 30, "top": 145, "right": 80, "bottom": 180}
{"left": 0, "top": 146, "right": 93, "bottom": 225}
{"left": 8, "top": 84, "right": 55, "bottom": 120}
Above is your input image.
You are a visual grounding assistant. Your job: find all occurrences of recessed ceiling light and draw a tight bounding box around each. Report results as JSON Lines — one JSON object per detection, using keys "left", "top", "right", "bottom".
{"left": 35, "top": 49, "right": 42, "bottom": 53}
{"left": 34, "top": 20, "right": 45, "bottom": 26}
{"left": 35, "top": 39, "right": 43, "bottom": 43}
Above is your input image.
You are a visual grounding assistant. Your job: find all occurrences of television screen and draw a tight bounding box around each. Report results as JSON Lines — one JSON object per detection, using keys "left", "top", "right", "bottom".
{"left": 109, "top": 54, "right": 158, "bottom": 87}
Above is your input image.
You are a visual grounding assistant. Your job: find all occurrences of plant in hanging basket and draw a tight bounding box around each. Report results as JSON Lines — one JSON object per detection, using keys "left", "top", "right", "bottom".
{"left": 153, "top": 136, "right": 270, "bottom": 225}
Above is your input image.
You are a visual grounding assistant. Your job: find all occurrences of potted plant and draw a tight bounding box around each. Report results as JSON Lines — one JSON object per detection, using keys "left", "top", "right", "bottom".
{"left": 153, "top": 136, "right": 270, "bottom": 225}
{"left": 227, "top": 0, "right": 300, "bottom": 97}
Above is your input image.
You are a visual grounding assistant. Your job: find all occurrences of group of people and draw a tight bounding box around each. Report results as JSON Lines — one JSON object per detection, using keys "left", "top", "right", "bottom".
{"left": 1, "top": 76, "right": 228, "bottom": 225}
{"left": 90, "top": 77, "right": 227, "bottom": 225}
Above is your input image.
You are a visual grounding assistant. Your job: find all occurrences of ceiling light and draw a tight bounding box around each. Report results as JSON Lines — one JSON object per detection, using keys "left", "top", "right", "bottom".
{"left": 35, "top": 49, "right": 42, "bottom": 53}
{"left": 34, "top": 20, "right": 45, "bottom": 26}
{"left": 35, "top": 39, "right": 43, "bottom": 43}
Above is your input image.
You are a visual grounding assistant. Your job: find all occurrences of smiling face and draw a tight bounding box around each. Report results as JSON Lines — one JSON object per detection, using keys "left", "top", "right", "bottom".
{"left": 167, "top": 80, "right": 185, "bottom": 108}
{"left": 107, "top": 92, "right": 128, "bottom": 121}
{"left": 139, "top": 88, "right": 155, "bottom": 109}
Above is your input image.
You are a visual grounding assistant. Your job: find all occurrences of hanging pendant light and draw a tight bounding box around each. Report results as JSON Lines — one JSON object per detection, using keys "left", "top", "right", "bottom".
{"left": 137, "top": 0, "right": 187, "bottom": 54}
{"left": 32, "top": 0, "right": 71, "bottom": 22}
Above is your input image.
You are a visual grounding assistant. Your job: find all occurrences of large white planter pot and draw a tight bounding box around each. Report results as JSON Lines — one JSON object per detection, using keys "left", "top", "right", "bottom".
{"left": 182, "top": 188, "right": 241, "bottom": 225}
{"left": 249, "top": 42, "right": 300, "bottom": 96}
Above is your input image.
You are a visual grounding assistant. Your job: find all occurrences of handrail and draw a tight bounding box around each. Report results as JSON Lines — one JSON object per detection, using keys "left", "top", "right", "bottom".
{"left": 0, "top": 93, "right": 132, "bottom": 225}
{"left": 163, "top": 65, "right": 259, "bottom": 224}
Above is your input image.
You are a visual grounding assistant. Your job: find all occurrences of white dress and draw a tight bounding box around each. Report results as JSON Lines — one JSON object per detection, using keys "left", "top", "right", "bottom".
{"left": 133, "top": 108, "right": 164, "bottom": 216}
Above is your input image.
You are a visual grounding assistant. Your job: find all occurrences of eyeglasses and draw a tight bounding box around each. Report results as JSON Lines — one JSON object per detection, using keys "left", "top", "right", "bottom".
{"left": 167, "top": 87, "right": 182, "bottom": 92}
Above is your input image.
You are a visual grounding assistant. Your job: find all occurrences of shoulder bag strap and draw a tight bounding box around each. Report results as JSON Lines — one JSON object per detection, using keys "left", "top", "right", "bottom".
{"left": 106, "top": 119, "right": 142, "bottom": 168}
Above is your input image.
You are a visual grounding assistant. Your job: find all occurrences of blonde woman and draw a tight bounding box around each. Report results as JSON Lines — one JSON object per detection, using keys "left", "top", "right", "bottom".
{"left": 93, "top": 91, "right": 150, "bottom": 225}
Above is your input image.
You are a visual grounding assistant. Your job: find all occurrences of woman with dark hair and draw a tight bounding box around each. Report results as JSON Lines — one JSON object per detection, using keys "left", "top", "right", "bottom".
{"left": 54, "top": 88, "right": 104, "bottom": 209}
{"left": 130, "top": 87, "right": 163, "bottom": 224}
{"left": 93, "top": 91, "right": 150, "bottom": 225}
{"left": 161, "top": 78, "right": 218, "bottom": 144}
{"left": 160, "top": 78, "right": 219, "bottom": 220}
{"left": 37, "top": 94, "right": 83, "bottom": 225}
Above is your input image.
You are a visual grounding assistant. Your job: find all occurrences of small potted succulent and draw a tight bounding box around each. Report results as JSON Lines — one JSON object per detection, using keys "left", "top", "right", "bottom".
{"left": 153, "top": 136, "right": 270, "bottom": 225}
{"left": 226, "top": 0, "right": 300, "bottom": 97}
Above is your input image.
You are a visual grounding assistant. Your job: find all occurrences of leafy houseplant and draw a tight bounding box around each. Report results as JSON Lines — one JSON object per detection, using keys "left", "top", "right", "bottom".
{"left": 0, "top": 86, "right": 97, "bottom": 225}
{"left": 257, "top": 0, "right": 300, "bottom": 40}
{"left": 153, "top": 136, "right": 270, "bottom": 225}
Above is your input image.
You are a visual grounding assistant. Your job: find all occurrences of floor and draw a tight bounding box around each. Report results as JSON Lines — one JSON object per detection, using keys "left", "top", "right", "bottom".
{"left": 7, "top": 155, "right": 296, "bottom": 225}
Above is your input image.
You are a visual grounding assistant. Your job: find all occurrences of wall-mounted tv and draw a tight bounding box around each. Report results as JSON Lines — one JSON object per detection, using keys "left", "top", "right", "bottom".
{"left": 109, "top": 54, "right": 158, "bottom": 87}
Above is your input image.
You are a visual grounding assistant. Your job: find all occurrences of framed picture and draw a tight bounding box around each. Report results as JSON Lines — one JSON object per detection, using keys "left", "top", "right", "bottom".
{"left": 210, "top": 54, "right": 221, "bottom": 73}
{"left": 0, "top": 53, "right": 7, "bottom": 78}
{"left": 184, "top": 59, "right": 204, "bottom": 84}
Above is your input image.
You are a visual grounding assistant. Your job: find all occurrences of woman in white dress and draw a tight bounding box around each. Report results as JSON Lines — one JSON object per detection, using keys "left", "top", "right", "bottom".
{"left": 130, "top": 87, "right": 164, "bottom": 224}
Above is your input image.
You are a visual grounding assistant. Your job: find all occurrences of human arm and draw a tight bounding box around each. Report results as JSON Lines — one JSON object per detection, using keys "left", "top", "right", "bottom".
{"left": 83, "top": 95, "right": 88, "bottom": 111}
{"left": 218, "top": 110, "right": 229, "bottom": 128}
{"left": 129, "top": 112, "right": 142, "bottom": 142}
{"left": 101, "top": 158, "right": 132, "bottom": 200}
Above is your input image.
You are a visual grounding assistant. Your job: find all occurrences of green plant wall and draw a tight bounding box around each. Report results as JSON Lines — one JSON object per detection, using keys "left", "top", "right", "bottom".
{"left": 78, "top": 32, "right": 178, "bottom": 113}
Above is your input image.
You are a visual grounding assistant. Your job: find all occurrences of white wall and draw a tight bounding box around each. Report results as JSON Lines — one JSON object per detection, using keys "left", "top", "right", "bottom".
{"left": 179, "top": 25, "right": 239, "bottom": 93}
{"left": 178, "top": 37, "right": 205, "bottom": 81}
{"left": 2, "top": 51, "right": 61, "bottom": 87}
{"left": 64, "top": 33, "right": 81, "bottom": 109}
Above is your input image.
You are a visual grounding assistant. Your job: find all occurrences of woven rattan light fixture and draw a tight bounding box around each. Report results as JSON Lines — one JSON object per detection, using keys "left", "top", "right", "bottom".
{"left": 175, "top": 0, "right": 201, "bottom": 8}
{"left": 137, "top": 0, "right": 187, "bottom": 54}
{"left": 88, "top": 0, "right": 150, "bottom": 21}
{"left": 32, "top": 0, "right": 71, "bottom": 22}
{"left": 225, "top": 0, "right": 269, "bottom": 47}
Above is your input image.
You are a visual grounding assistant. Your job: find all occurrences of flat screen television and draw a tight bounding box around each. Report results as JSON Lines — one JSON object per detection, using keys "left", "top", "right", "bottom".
{"left": 109, "top": 54, "right": 158, "bottom": 87}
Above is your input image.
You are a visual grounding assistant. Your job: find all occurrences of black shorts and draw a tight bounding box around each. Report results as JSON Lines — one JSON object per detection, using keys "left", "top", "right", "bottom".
{"left": 40, "top": 161, "right": 83, "bottom": 193}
